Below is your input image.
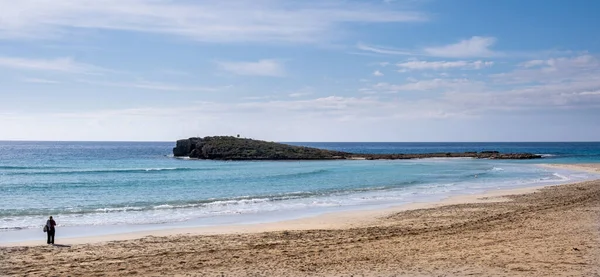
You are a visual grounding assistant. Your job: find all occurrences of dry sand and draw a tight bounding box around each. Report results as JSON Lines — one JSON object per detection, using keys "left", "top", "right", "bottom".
{"left": 1, "top": 164, "right": 599, "bottom": 276}
{"left": 540, "top": 163, "right": 600, "bottom": 174}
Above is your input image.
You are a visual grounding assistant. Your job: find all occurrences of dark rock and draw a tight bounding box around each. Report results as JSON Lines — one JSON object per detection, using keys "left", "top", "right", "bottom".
{"left": 172, "top": 136, "right": 543, "bottom": 160}
{"left": 173, "top": 139, "right": 193, "bottom": 157}
{"left": 488, "top": 153, "right": 542, "bottom": 159}
{"left": 189, "top": 148, "right": 201, "bottom": 158}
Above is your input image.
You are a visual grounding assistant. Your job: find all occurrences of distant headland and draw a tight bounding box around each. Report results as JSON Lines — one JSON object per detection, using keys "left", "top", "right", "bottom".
{"left": 173, "top": 136, "right": 542, "bottom": 160}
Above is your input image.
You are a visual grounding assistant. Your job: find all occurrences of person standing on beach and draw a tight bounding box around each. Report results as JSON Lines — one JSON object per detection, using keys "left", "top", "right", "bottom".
{"left": 46, "top": 216, "right": 56, "bottom": 244}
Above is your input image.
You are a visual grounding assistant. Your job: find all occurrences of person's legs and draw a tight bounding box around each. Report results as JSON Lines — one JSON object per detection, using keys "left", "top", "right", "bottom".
{"left": 46, "top": 231, "right": 51, "bottom": 244}
{"left": 49, "top": 230, "right": 55, "bottom": 244}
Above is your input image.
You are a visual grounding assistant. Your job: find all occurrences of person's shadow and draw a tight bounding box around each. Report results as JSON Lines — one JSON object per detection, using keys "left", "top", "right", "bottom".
{"left": 52, "top": 244, "right": 71, "bottom": 248}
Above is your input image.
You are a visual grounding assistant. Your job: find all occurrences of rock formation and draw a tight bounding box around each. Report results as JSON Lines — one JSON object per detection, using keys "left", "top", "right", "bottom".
{"left": 173, "top": 136, "right": 543, "bottom": 160}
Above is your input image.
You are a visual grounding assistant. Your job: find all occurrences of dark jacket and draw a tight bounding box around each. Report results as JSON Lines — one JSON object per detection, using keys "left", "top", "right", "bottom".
{"left": 46, "top": 219, "right": 56, "bottom": 231}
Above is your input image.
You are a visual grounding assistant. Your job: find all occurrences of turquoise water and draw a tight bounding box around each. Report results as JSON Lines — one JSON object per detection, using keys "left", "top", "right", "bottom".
{"left": 1, "top": 141, "right": 599, "bottom": 242}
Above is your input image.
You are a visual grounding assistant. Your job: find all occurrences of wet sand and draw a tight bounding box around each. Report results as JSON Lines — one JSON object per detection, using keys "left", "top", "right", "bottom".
{"left": 1, "top": 164, "right": 599, "bottom": 276}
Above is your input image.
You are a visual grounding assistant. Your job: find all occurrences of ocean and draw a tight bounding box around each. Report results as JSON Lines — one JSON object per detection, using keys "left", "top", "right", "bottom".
{"left": 1, "top": 141, "right": 599, "bottom": 243}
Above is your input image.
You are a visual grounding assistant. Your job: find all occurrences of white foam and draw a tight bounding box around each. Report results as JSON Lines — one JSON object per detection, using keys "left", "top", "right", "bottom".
{"left": 173, "top": 156, "right": 194, "bottom": 160}
{"left": 153, "top": 204, "right": 174, "bottom": 210}
{"left": 94, "top": 207, "right": 144, "bottom": 213}
{"left": 552, "top": 173, "right": 570, "bottom": 181}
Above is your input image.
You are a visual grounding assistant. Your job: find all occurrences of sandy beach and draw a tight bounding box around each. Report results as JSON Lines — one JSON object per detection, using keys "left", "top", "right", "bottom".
{"left": 1, "top": 163, "right": 599, "bottom": 276}
{"left": 540, "top": 163, "right": 600, "bottom": 174}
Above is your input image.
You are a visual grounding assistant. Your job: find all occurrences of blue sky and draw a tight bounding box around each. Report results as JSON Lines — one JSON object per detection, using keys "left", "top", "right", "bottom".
{"left": 0, "top": 0, "right": 599, "bottom": 141}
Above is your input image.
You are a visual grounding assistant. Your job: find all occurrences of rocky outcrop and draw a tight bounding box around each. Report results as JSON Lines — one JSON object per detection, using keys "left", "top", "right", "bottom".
{"left": 173, "top": 139, "right": 192, "bottom": 157}
{"left": 358, "top": 152, "right": 541, "bottom": 160}
{"left": 173, "top": 136, "right": 349, "bottom": 160}
{"left": 173, "top": 137, "right": 543, "bottom": 160}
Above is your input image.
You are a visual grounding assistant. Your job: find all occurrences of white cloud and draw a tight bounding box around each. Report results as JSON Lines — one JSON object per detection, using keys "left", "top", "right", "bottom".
{"left": 397, "top": 60, "right": 493, "bottom": 70}
{"left": 0, "top": 0, "right": 427, "bottom": 43}
{"left": 443, "top": 82, "right": 600, "bottom": 112}
{"left": 519, "top": 60, "right": 547, "bottom": 68}
{"left": 439, "top": 55, "right": 600, "bottom": 111}
{"left": 424, "top": 36, "right": 498, "bottom": 58}
{"left": 368, "top": 61, "right": 391, "bottom": 67}
{"left": 373, "top": 70, "right": 384, "bottom": 76}
{"left": 518, "top": 55, "right": 598, "bottom": 70}
{"left": 371, "top": 78, "right": 481, "bottom": 92}
{"left": 157, "top": 69, "right": 191, "bottom": 77}
{"left": 217, "top": 59, "right": 285, "bottom": 77}
{"left": 357, "top": 36, "right": 499, "bottom": 58}
{"left": 580, "top": 90, "right": 600, "bottom": 95}
{"left": 363, "top": 73, "right": 599, "bottom": 110}
{"left": 20, "top": 77, "right": 61, "bottom": 84}
{"left": 288, "top": 89, "right": 314, "bottom": 98}
{"left": 494, "top": 55, "right": 600, "bottom": 84}
{"left": 99, "top": 96, "right": 465, "bottom": 120}
{"left": 363, "top": 74, "right": 600, "bottom": 114}
{"left": 0, "top": 96, "right": 477, "bottom": 141}
{"left": 78, "top": 80, "right": 231, "bottom": 92}
{"left": 3, "top": 77, "right": 600, "bottom": 141}
{"left": 242, "top": 95, "right": 274, "bottom": 100}
{"left": 356, "top": 43, "right": 416, "bottom": 55}
{"left": 0, "top": 56, "right": 105, "bottom": 74}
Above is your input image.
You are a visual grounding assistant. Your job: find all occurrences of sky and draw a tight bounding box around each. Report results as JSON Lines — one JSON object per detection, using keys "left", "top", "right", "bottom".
{"left": 0, "top": 0, "right": 599, "bottom": 142}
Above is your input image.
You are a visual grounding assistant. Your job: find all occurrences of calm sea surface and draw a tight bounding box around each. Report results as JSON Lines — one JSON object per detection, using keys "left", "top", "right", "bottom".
{"left": 1, "top": 141, "right": 599, "bottom": 242}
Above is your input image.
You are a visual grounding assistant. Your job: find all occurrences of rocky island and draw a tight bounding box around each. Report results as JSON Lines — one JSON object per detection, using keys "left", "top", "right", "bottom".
{"left": 173, "top": 136, "right": 542, "bottom": 160}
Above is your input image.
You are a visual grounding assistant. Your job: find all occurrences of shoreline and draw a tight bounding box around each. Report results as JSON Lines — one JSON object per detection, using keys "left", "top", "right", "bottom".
{"left": 2, "top": 163, "right": 599, "bottom": 276}
{"left": 1, "top": 184, "right": 548, "bottom": 247}
{"left": 3, "top": 163, "right": 598, "bottom": 248}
